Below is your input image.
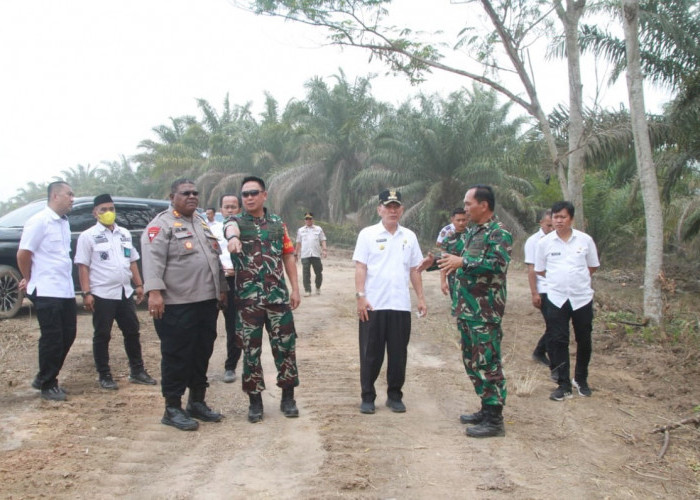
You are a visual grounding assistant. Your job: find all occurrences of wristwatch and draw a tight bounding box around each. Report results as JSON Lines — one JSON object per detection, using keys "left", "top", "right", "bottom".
{"left": 355, "top": 292, "right": 366, "bottom": 298}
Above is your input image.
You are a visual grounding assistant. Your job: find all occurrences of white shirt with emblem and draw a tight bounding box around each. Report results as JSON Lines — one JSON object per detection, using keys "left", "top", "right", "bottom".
{"left": 296, "top": 224, "right": 327, "bottom": 258}
{"left": 19, "top": 206, "right": 74, "bottom": 298}
{"left": 523, "top": 228, "right": 548, "bottom": 294}
{"left": 74, "top": 222, "right": 139, "bottom": 300}
{"left": 534, "top": 228, "right": 600, "bottom": 310}
{"left": 353, "top": 221, "right": 423, "bottom": 311}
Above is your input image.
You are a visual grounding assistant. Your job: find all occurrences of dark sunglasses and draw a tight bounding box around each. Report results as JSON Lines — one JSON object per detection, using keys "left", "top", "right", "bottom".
{"left": 241, "top": 190, "right": 262, "bottom": 198}
{"left": 178, "top": 190, "right": 199, "bottom": 197}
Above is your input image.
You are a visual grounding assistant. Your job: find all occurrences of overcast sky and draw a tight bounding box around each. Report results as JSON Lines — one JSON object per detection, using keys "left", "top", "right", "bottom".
{"left": 0, "top": 0, "right": 671, "bottom": 202}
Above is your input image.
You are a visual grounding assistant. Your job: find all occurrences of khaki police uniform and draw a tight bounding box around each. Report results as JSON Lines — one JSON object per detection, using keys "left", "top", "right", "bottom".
{"left": 141, "top": 206, "right": 227, "bottom": 402}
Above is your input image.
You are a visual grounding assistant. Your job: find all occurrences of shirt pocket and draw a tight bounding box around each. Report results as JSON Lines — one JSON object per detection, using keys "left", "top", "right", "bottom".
{"left": 172, "top": 231, "right": 197, "bottom": 256}
{"left": 46, "top": 225, "right": 63, "bottom": 243}
{"left": 94, "top": 242, "right": 112, "bottom": 261}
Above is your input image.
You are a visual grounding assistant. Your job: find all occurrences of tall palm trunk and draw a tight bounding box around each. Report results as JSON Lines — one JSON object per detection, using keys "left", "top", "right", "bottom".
{"left": 622, "top": 0, "right": 664, "bottom": 325}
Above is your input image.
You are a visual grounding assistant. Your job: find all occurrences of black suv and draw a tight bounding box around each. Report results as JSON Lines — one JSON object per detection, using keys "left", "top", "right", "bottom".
{"left": 0, "top": 196, "right": 170, "bottom": 319}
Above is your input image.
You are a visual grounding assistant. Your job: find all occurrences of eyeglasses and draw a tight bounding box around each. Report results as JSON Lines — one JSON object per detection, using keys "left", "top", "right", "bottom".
{"left": 241, "top": 190, "right": 262, "bottom": 198}
{"left": 178, "top": 190, "right": 199, "bottom": 197}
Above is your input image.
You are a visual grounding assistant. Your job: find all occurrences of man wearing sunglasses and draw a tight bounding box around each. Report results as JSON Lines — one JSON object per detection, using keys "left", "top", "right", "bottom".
{"left": 224, "top": 176, "right": 301, "bottom": 423}
{"left": 141, "top": 179, "right": 228, "bottom": 431}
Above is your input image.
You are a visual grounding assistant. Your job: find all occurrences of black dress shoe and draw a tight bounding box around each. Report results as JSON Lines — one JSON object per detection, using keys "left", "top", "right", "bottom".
{"left": 100, "top": 375, "right": 119, "bottom": 390}
{"left": 41, "top": 386, "right": 67, "bottom": 402}
{"left": 186, "top": 401, "right": 223, "bottom": 422}
{"left": 385, "top": 398, "right": 406, "bottom": 413}
{"left": 129, "top": 370, "right": 157, "bottom": 385}
{"left": 162, "top": 407, "right": 199, "bottom": 431}
{"left": 360, "top": 401, "right": 375, "bottom": 414}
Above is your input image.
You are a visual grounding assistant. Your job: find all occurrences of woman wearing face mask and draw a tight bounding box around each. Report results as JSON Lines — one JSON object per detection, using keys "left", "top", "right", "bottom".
{"left": 74, "top": 194, "right": 157, "bottom": 391}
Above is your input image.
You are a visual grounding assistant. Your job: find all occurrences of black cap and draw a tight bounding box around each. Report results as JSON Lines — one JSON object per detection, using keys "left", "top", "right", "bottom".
{"left": 304, "top": 212, "right": 313, "bottom": 219}
{"left": 378, "top": 189, "right": 402, "bottom": 206}
{"left": 93, "top": 194, "right": 113, "bottom": 207}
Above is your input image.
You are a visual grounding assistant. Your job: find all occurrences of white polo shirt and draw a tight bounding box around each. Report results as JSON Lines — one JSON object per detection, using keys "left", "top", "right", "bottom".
{"left": 296, "top": 224, "right": 326, "bottom": 258}
{"left": 19, "top": 206, "right": 74, "bottom": 298}
{"left": 534, "top": 229, "right": 599, "bottom": 310}
{"left": 208, "top": 220, "right": 232, "bottom": 269}
{"left": 74, "top": 223, "right": 139, "bottom": 300}
{"left": 352, "top": 221, "right": 423, "bottom": 311}
{"left": 523, "top": 228, "right": 548, "bottom": 294}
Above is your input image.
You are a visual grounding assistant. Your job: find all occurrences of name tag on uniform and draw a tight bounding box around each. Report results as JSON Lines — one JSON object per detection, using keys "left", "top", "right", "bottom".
{"left": 94, "top": 234, "right": 108, "bottom": 244}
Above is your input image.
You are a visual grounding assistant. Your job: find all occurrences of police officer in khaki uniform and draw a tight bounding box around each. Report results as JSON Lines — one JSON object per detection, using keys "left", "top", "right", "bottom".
{"left": 141, "top": 179, "right": 228, "bottom": 431}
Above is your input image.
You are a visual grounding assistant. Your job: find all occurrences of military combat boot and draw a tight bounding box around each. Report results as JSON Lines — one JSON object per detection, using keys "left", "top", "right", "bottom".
{"left": 459, "top": 401, "right": 486, "bottom": 424}
{"left": 186, "top": 388, "right": 223, "bottom": 422}
{"left": 162, "top": 397, "right": 199, "bottom": 431}
{"left": 248, "top": 392, "right": 264, "bottom": 423}
{"left": 280, "top": 387, "right": 299, "bottom": 418}
{"left": 466, "top": 404, "right": 505, "bottom": 438}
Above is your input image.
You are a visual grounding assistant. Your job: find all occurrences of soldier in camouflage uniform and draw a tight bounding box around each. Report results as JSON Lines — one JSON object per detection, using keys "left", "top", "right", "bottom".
{"left": 438, "top": 208, "right": 469, "bottom": 296}
{"left": 224, "top": 176, "right": 301, "bottom": 423}
{"left": 439, "top": 185, "right": 512, "bottom": 438}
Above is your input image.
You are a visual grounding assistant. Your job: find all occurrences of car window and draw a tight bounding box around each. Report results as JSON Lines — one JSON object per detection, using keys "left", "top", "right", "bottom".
{"left": 0, "top": 201, "right": 46, "bottom": 227}
{"left": 67, "top": 205, "right": 96, "bottom": 232}
{"left": 116, "top": 204, "right": 161, "bottom": 230}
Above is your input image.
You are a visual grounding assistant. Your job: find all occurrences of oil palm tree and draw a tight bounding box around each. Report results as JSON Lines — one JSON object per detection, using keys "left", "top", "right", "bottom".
{"left": 266, "top": 70, "right": 388, "bottom": 223}
{"left": 354, "top": 84, "right": 535, "bottom": 241}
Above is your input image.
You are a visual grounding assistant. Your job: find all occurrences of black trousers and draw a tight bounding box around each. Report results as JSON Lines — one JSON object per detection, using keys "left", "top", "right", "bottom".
{"left": 154, "top": 299, "right": 218, "bottom": 400}
{"left": 533, "top": 293, "right": 551, "bottom": 364}
{"left": 92, "top": 292, "right": 144, "bottom": 377}
{"left": 359, "top": 309, "right": 411, "bottom": 402}
{"left": 31, "top": 295, "right": 77, "bottom": 390}
{"left": 223, "top": 276, "right": 241, "bottom": 371}
{"left": 301, "top": 257, "right": 323, "bottom": 292}
{"left": 546, "top": 298, "right": 593, "bottom": 389}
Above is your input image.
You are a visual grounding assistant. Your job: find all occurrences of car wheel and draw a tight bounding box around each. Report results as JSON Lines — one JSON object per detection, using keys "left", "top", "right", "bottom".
{"left": 0, "top": 265, "right": 24, "bottom": 319}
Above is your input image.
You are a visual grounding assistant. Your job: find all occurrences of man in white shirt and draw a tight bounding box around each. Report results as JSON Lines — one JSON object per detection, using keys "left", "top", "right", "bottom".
{"left": 205, "top": 207, "right": 217, "bottom": 228}
{"left": 295, "top": 212, "right": 327, "bottom": 296}
{"left": 209, "top": 193, "right": 242, "bottom": 383}
{"left": 74, "top": 194, "right": 157, "bottom": 391}
{"left": 523, "top": 210, "right": 554, "bottom": 369}
{"left": 535, "top": 201, "right": 599, "bottom": 401}
{"left": 17, "top": 181, "right": 76, "bottom": 401}
{"left": 353, "top": 189, "right": 427, "bottom": 414}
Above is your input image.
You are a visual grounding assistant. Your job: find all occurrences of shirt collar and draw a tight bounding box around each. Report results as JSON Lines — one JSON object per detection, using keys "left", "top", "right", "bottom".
{"left": 377, "top": 221, "right": 403, "bottom": 236}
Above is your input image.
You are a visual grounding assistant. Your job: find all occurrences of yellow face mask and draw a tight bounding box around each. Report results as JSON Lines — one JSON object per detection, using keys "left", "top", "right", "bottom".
{"left": 97, "top": 211, "right": 116, "bottom": 226}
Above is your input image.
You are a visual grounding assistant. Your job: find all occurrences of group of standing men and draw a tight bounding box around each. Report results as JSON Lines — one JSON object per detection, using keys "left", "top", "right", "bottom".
{"left": 17, "top": 178, "right": 597, "bottom": 438}
{"left": 525, "top": 202, "right": 599, "bottom": 401}
{"left": 18, "top": 183, "right": 156, "bottom": 402}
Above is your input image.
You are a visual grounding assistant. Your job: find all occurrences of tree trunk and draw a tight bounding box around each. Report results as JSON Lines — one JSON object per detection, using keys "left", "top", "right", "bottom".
{"left": 621, "top": 0, "right": 664, "bottom": 325}
{"left": 555, "top": 0, "right": 587, "bottom": 227}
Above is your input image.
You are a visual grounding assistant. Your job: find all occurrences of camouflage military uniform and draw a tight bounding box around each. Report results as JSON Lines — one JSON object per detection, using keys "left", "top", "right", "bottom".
{"left": 227, "top": 209, "right": 299, "bottom": 394}
{"left": 452, "top": 216, "right": 512, "bottom": 406}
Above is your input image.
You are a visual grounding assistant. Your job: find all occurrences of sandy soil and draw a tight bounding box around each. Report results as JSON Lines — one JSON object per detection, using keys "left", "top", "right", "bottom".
{"left": 0, "top": 251, "right": 698, "bottom": 499}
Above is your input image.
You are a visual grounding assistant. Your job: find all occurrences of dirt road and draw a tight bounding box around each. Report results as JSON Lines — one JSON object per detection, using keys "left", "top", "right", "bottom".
{"left": 0, "top": 252, "right": 698, "bottom": 499}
